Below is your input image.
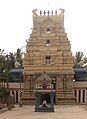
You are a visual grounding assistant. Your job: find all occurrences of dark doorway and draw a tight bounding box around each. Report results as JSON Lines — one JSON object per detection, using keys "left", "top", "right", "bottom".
{"left": 40, "top": 94, "right": 51, "bottom": 104}
{"left": 44, "top": 94, "right": 50, "bottom": 104}
{"left": 40, "top": 93, "right": 56, "bottom": 104}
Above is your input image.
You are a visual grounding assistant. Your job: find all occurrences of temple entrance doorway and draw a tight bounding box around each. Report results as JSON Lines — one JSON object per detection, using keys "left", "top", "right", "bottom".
{"left": 40, "top": 94, "right": 51, "bottom": 104}
{"left": 40, "top": 93, "right": 55, "bottom": 104}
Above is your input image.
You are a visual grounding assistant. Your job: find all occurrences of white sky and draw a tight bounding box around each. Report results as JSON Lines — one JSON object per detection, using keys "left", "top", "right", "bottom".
{"left": 0, "top": 0, "right": 87, "bottom": 55}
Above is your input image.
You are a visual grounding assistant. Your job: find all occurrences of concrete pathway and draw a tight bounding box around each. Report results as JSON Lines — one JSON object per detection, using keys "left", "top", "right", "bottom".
{"left": 0, "top": 105, "right": 87, "bottom": 119}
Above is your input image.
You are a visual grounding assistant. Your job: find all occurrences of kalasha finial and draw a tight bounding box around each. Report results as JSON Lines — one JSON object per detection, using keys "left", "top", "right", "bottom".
{"left": 44, "top": 10, "right": 46, "bottom": 15}
{"left": 40, "top": 10, "right": 42, "bottom": 15}
{"left": 51, "top": 10, "right": 53, "bottom": 15}
{"left": 55, "top": 10, "right": 57, "bottom": 15}
{"left": 32, "top": 9, "right": 38, "bottom": 15}
{"left": 60, "top": 8, "right": 65, "bottom": 13}
{"left": 47, "top": 10, "right": 50, "bottom": 16}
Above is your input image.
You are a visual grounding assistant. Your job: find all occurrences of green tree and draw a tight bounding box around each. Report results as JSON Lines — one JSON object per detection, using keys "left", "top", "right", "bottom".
{"left": 83, "top": 57, "right": 87, "bottom": 65}
{"left": 0, "top": 87, "right": 10, "bottom": 106}
{"left": 0, "top": 49, "right": 6, "bottom": 74}
{"left": 0, "top": 50, "right": 14, "bottom": 84}
{"left": 1, "top": 69, "right": 13, "bottom": 82}
{"left": 15, "top": 48, "right": 23, "bottom": 67}
{"left": 73, "top": 51, "right": 84, "bottom": 66}
{"left": 5, "top": 53, "right": 15, "bottom": 70}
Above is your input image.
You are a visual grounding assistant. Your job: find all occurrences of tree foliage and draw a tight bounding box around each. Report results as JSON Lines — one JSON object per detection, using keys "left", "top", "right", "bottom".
{"left": 73, "top": 51, "right": 87, "bottom": 67}
{"left": 0, "top": 87, "right": 10, "bottom": 99}
{"left": 0, "top": 87, "right": 10, "bottom": 106}
{"left": 15, "top": 48, "right": 23, "bottom": 67}
{"left": 74, "top": 51, "right": 84, "bottom": 66}
{"left": 0, "top": 48, "right": 23, "bottom": 82}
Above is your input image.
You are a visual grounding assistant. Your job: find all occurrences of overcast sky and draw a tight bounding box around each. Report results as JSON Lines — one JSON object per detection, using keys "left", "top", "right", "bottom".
{"left": 0, "top": 0, "right": 87, "bottom": 55}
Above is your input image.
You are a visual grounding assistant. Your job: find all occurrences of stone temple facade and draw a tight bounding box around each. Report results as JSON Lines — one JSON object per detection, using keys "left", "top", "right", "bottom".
{"left": 21, "top": 9, "right": 75, "bottom": 104}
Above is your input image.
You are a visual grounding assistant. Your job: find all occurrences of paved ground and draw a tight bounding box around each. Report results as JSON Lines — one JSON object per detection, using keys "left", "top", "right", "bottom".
{"left": 0, "top": 105, "right": 87, "bottom": 119}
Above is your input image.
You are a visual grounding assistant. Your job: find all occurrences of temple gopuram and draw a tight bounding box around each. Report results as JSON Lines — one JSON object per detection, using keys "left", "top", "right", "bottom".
{"left": 21, "top": 9, "right": 75, "bottom": 105}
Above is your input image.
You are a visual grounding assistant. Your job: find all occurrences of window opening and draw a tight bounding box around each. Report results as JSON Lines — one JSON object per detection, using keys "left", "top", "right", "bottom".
{"left": 47, "top": 29, "right": 50, "bottom": 33}
{"left": 46, "top": 56, "right": 51, "bottom": 64}
{"left": 47, "top": 39, "right": 51, "bottom": 46}
{"left": 29, "top": 59, "right": 34, "bottom": 65}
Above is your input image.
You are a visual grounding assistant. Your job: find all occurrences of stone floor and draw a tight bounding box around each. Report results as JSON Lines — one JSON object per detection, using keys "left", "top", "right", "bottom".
{"left": 0, "top": 105, "right": 87, "bottom": 119}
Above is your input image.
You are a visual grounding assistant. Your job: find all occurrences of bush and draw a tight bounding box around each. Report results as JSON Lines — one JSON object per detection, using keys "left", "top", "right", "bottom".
{"left": 0, "top": 87, "right": 10, "bottom": 106}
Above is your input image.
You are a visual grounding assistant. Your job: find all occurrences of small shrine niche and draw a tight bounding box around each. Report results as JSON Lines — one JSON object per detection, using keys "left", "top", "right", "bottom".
{"left": 47, "top": 29, "right": 50, "bottom": 34}
{"left": 34, "top": 72, "right": 55, "bottom": 112}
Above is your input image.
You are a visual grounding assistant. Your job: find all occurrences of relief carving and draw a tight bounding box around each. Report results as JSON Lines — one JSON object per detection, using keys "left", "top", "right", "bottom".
{"left": 68, "top": 51, "right": 72, "bottom": 57}
{"left": 57, "top": 50, "right": 63, "bottom": 56}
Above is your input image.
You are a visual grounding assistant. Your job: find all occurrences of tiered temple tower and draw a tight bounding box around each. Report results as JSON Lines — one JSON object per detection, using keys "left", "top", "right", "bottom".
{"left": 21, "top": 9, "right": 75, "bottom": 104}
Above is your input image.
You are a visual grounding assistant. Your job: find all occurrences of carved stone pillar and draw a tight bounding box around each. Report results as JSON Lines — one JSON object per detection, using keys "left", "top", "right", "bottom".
{"left": 21, "top": 74, "right": 35, "bottom": 105}
{"left": 23, "top": 74, "right": 29, "bottom": 89}
{"left": 57, "top": 74, "right": 75, "bottom": 104}
{"left": 35, "top": 92, "right": 40, "bottom": 109}
{"left": 50, "top": 93, "right": 54, "bottom": 108}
